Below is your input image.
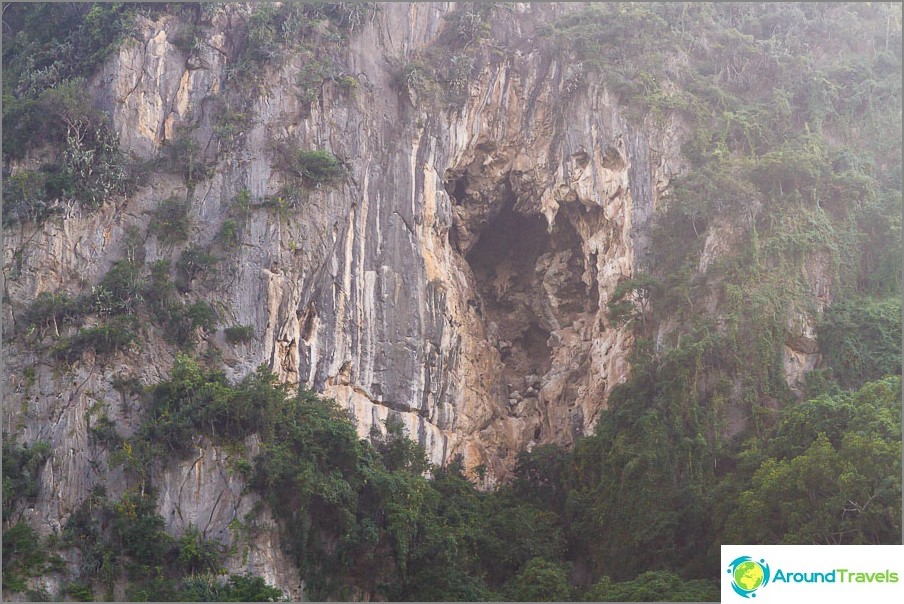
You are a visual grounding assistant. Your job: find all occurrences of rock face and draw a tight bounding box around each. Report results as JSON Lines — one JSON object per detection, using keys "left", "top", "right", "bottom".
{"left": 2, "top": 3, "right": 693, "bottom": 597}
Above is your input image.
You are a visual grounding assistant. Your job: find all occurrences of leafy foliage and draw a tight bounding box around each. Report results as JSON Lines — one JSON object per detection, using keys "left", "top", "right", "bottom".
{"left": 149, "top": 196, "right": 192, "bottom": 245}
{"left": 1, "top": 523, "right": 64, "bottom": 594}
{"left": 51, "top": 318, "right": 137, "bottom": 364}
{"left": 60, "top": 487, "right": 283, "bottom": 601}
{"left": 179, "top": 573, "right": 286, "bottom": 602}
{"left": 224, "top": 324, "right": 255, "bottom": 344}
{"left": 274, "top": 145, "right": 346, "bottom": 187}
{"left": 2, "top": 440, "right": 51, "bottom": 521}
{"left": 725, "top": 377, "right": 902, "bottom": 545}
{"left": 817, "top": 296, "right": 902, "bottom": 389}
{"left": 584, "top": 570, "right": 719, "bottom": 602}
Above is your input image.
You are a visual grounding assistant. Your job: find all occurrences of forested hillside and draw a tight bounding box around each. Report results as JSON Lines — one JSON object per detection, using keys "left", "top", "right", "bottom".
{"left": 2, "top": 2, "right": 901, "bottom": 601}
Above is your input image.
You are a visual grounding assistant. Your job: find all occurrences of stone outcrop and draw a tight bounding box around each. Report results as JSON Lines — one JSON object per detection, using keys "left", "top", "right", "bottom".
{"left": 2, "top": 3, "right": 706, "bottom": 597}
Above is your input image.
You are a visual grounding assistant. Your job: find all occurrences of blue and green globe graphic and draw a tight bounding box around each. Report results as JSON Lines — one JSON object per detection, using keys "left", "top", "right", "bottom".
{"left": 727, "top": 556, "right": 770, "bottom": 598}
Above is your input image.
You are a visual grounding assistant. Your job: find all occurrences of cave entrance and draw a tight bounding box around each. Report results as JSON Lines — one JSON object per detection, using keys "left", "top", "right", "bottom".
{"left": 465, "top": 198, "right": 555, "bottom": 384}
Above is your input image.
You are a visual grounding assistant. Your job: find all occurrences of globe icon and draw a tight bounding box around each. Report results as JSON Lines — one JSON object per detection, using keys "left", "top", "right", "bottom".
{"left": 733, "top": 560, "right": 765, "bottom": 592}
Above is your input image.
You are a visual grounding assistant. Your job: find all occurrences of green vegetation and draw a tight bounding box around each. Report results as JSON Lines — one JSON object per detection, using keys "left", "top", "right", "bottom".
{"left": 2, "top": 523, "right": 64, "bottom": 594}
{"left": 179, "top": 573, "right": 286, "bottom": 602}
{"left": 100, "top": 356, "right": 900, "bottom": 600}
{"left": 51, "top": 318, "right": 137, "bottom": 364}
{"left": 607, "top": 273, "right": 659, "bottom": 327}
{"left": 817, "top": 296, "right": 902, "bottom": 389}
{"left": 2, "top": 2, "right": 156, "bottom": 224}
{"left": 393, "top": 3, "right": 499, "bottom": 106}
{"left": 164, "top": 301, "right": 218, "bottom": 348}
{"left": 2, "top": 440, "right": 51, "bottom": 521}
{"left": 292, "top": 149, "right": 345, "bottom": 184}
{"left": 94, "top": 260, "right": 145, "bottom": 316}
{"left": 2, "top": 80, "right": 136, "bottom": 225}
{"left": 217, "top": 219, "right": 240, "bottom": 248}
{"left": 542, "top": 3, "right": 902, "bottom": 586}
{"left": 2, "top": 441, "right": 63, "bottom": 595}
{"left": 224, "top": 324, "right": 255, "bottom": 344}
{"left": 19, "top": 255, "right": 223, "bottom": 366}
{"left": 149, "top": 196, "right": 192, "bottom": 245}
{"left": 161, "top": 132, "right": 216, "bottom": 186}
{"left": 273, "top": 144, "right": 346, "bottom": 188}
{"left": 176, "top": 246, "right": 219, "bottom": 292}
{"left": 3, "top": 3, "right": 900, "bottom": 601}
{"left": 60, "top": 487, "right": 285, "bottom": 601}
{"left": 584, "top": 571, "right": 720, "bottom": 602}
{"left": 725, "top": 377, "right": 902, "bottom": 545}
{"left": 22, "top": 292, "right": 82, "bottom": 333}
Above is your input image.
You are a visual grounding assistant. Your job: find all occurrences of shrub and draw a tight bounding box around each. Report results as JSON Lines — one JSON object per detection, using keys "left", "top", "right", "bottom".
{"left": 296, "top": 149, "right": 344, "bottom": 183}
{"left": 164, "top": 301, "right": 218, "bottom": 347}
{"left": 817, "top": 296, "right": 902, "bottom": 389}
{"left": 395, "top": 62, "right": 434, "bottom": 97}
{"left": 212, "top": 98, "right": 251, "bottom": 148}
{"left": 146, "top": 260, "right": 176, "bottom": 320}
{"left": 22, "top": 291, "right": 83, "bottom": 331}
{"left": 233, "top": 188, "right": 253, "bottom": 214}
{"left": 1, "top": 523, "right": 65, "bottom": 593}
{"left": 180, "top": 573, "right": 285, "bottom": 602}
{"left": 57, "top": 110, "right": 132, "bottom": 208}
{"left": 217, "top": 219, "right": 240, "bottom": 248}
{"left": 52, "top": 318, "right": 137, "bottom": 364}
{"left": 89, "top": 413, "right": 122, "bottom": 449}
{"left": 176, "top": 246, "right": 218, "bottom": 291}
{"left": 1, "top": 169, "right": 55, "bottom": 225}
{"left": 2, "top": 440, "right": 52, "bottom": 521}
{"left": 224, "top": 324, "right": 255, "bottom": 344}
{"left": 150, "top": 196, "right": 191, "bottom": 244}
{"left": 64, "top": 581, "right": 95, "bottom": 602}
{"left": 176, "top": 525, "right": 223, "bottom": 574}
{"left": 296, "top": 50, "right": 334, "bottom": 103}
{"left": 502, "top": 557, "right": 572, "bottom": 601}
{"left": 162, "top": 135, "right": 215, "bottom": 185}
{"left": 93, "top": 260, "right": 145, "bottom": 316}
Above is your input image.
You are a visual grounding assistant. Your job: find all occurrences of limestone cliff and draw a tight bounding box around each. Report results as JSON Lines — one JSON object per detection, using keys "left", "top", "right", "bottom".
{"left": 2, "top": 2, "right": 834, "bottom": 598}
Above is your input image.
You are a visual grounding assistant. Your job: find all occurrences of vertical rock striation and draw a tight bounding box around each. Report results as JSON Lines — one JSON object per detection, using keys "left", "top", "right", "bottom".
{"left": 2, "top": 3, "right": 689, "bottom": 595}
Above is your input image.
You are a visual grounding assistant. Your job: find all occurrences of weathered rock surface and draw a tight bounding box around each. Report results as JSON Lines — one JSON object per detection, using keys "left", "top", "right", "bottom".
{"left": 1, "top": 3, "right": 773, "bottom": 597}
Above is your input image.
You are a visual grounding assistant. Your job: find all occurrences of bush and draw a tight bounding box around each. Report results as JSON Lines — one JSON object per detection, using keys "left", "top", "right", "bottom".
{"left": 93, "top": 260, "right": 145, "bottom": 316}
{"left": 224, "top": 324, "right": 255, "bottom": 344}
{"left": 296, "top": 50, "right": 334, "bottom": 103}
{"left": 162, "top": 135, "right": 215, "bottom": 185}
{"left": 52, "top": 318, "right": 137, "bottom": 364}
{"left": 180, "top": 573, "right": 285, "bottom": 602}
{"left": 297, "top": 149, "right": 344, "bottom": 182}
{"left": 818, "top": 296, "right": 902, "bottom": 389}
{"left": 177, "top": 525, "right": 223, "bottom": 574}
{"left": 1, "top": 523, "right": 65, "bottom": 593}
{"left": 2, "top": 440, "right": 52, "bottom": 521}
{"left": 275, "top": 145, "right": 345, "bottom": 186}
{"left": 89, "top": 413, "right": 122, "bottom": 449}
{"left": 146, "top": 259, "right": 176, "bottom": 320}
{"left": 212, "top": 98, "right": 252, "bottom": 148}
{"left": 2, "top": 169, "right": 55, "bottom": 225}
{"left": 395, "top": 62, "right": 434, "bottom": 97}
{"left": 164, "top": 301, "right": 218, "bottom": 347}
{"left": 503, "top": 557, "right": 573, "bottom": 601}
{"left": 176, "top": 246, "right": 218, "bottom": 291}
{"left": 22, "top": 291, "right": 83, "bottom": 331}
{"left": 217, "top": 219, "right": 240, "bottom": 248}
{"left": 150, "top": 196, "right": 191, "bottom": 244}
{"left": 585, "top": 571, "right": 719, "bottom": 602}
{"left": 63, "top": 581, "right": 95, "bottom": 601}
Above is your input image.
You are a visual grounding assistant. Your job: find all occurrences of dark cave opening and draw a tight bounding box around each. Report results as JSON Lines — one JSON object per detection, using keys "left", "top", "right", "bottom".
{"left": 465, "top": 199, "right": 554, "bottom": 381}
